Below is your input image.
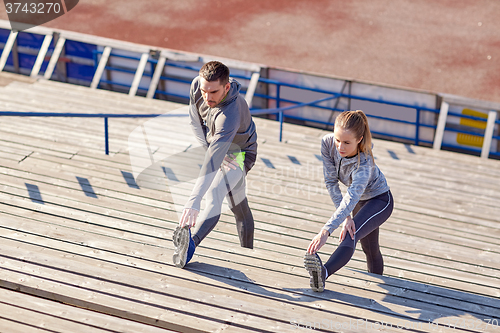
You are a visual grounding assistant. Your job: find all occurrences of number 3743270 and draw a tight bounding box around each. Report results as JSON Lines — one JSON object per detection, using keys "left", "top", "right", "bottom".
{"left": 5, "top": 2, "right": 62, "bottom": 14}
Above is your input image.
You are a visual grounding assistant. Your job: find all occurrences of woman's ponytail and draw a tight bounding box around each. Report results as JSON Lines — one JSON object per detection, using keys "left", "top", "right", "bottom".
{"left": 356, "top": 110, "right": 373, "bottom": 161}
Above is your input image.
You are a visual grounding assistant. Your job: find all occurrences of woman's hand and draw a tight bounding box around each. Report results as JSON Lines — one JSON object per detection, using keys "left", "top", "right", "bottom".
{"left": 339, "top": 216, "right": 356, "bottom": 243}
{"left": 307, "top": 229, "right": 330, "bottom": 254}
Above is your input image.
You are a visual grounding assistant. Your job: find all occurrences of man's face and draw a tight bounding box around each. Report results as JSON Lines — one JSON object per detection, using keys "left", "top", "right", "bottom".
{"left": 200, "top": 77, "right": 230, "bottom": 108}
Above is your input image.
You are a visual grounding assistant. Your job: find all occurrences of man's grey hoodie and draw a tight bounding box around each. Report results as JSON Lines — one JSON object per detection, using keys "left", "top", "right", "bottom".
{"left": 184, "top": 76, "right": 257, "bottom": 212}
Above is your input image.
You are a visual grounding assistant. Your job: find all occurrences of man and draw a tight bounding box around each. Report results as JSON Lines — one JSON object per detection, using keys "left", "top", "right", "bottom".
{"left": 172, "top": 61, "right": 258, "bottom": 268}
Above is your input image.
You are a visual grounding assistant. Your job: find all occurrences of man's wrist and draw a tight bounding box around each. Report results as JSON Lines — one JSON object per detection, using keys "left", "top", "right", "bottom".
{"left": 184, "top": 197, "right": 201, "bottom": 212}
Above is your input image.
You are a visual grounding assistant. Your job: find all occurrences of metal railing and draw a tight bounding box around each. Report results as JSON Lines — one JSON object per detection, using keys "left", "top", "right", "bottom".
{"left": 443, "top": 111, "right": 500, "bottom": 158}
{"left": 0, "top": 97, "right": 336, "bottom": 155}
{"left": 254, "top": 78, "right": 439, "bottom": 146}
{"left": 1, "top": 25, "right": 498, "bottom": 159}
{"left": 92, "top": 50, "right": 441, "bottom": 146}
{"left": 0, "top": 111, "right": 187, "bottom": 155}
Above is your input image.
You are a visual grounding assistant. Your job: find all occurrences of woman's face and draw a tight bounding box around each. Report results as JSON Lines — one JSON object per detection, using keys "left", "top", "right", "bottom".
{"left": 334, "top": 126, "right": 362, "bottom": 158}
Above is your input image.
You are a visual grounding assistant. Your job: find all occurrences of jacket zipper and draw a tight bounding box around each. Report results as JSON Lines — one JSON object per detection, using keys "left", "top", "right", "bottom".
{"left": 338, "top": 158, "right": 343, "bottom": 179}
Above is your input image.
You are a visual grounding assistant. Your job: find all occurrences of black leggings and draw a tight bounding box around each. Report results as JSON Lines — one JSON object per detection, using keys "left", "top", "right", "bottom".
{"left": 324, "top": 190, "right": 393, "bottom": 276}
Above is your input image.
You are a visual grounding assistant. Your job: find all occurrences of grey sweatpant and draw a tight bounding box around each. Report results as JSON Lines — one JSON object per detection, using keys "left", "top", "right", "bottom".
{"left": 191, "top": 164, "right": 254, "bottom": 249}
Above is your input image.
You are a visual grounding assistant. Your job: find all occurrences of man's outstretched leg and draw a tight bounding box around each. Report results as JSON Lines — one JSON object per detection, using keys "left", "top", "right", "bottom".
{"left": 173, "top": 165, "right": 243, "bottom": 268}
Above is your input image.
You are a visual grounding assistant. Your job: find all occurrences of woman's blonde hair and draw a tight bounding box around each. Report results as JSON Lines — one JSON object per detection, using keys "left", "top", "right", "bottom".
{"left": 335, "top": 110, "right": 374, "bottom": 161}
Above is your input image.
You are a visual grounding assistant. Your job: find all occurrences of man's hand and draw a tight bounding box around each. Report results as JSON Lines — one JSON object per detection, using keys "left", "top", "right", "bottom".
{"left": 307, "top": 229, "right": 330, "bottom": 254}
{"left": 339, "top": 216, "right": 356, "bottom": 243}
{"left": 179, "top": 208, "right": 199, "bottom": 228}
{"left": 221, "top": 154, "right": 239, "bottom": 171}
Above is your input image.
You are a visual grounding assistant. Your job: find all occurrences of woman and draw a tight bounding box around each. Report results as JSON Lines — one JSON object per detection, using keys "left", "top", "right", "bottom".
{"left": 304, "top": 110, "right": 393, "bottom": 292}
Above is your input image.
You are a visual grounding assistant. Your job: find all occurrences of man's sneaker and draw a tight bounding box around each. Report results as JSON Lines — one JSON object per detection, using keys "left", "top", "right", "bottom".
{"left": 304, "top": 253, "right": 327, "bottom": 292}
{"left": 172, "top": 226, "right": 196, "bottom": 268}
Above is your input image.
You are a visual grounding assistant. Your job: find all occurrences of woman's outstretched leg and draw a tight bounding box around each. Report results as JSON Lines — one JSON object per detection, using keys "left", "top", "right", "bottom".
{"left": 306, "top": 191, "right": 393, "bottom": 291}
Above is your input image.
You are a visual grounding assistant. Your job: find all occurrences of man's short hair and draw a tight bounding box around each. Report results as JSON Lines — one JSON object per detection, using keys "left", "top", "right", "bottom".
{"left": 199, "top": 61, "right": 230, "bottom": 85}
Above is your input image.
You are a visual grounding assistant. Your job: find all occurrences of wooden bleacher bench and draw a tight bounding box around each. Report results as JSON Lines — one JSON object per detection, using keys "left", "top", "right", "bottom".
{"left": 0, "top": 74, "right": 498, "bottom": 332}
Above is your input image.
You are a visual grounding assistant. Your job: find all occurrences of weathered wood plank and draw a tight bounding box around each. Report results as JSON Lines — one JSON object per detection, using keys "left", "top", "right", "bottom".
{"left": 2, "top": 149, "right": 496, "bottom": 266}
{"left": 0, "top": 290, "right": 174, "bottom": 333}
{"left": 2, "top": 193, "right": 499, "bottom": 315}
{"left": 1, "top": 78, "right": 499, "bottom": 333}
{"left": 0, "top": 236, "right": 397, "bottom": 333}
{"left": 3, "top": 161, "right": 500, "bottom": 272}
{"left": 0, "top": 318, "right": 49, "bottom": 333}
{"left": 3, "top": 148, "right": 500, "bottom": 270}
{"left": 0, "top": 225, "right": 493, "bottom": 333}
{"left": 0, "top": 217, "right": 490, "bottom": 333}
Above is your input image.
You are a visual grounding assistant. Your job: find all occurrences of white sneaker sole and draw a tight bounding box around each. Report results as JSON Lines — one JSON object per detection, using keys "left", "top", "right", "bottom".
{"left": 172, "top": 226, "right": 190, "bottom": 268}
{"left": 304, "top": 253, "right": 325, "bottom": 292}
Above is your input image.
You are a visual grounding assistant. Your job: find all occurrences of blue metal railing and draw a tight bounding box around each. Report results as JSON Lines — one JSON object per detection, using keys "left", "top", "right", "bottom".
{"left": 250, "top": 95, "right": 340, "bottom": 142}
{"left": 1, "top": 34, "right": 496, "bottom": 157}
{"left": 0, "top": 111, "right": 187, "bottom": 155}
{"left": 92, "top": 50, "right": 441, "bottom": 146}
{"left": 494, "top": 118, "right": 500, "bottom": 158}
{"left": 444, "top": 111, "right": 500, "bottom": 158}
{"left": 0, "top": 96, "right": 337, "bottom": 154}
{"left": 72, "top": 52, "right": 500, "bottom": 152}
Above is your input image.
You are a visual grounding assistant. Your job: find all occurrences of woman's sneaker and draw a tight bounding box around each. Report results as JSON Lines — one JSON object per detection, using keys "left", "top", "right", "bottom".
{"left": 172, "top": 226, "right": 196, "bottom": 268}
{"left": 304, "top": 253, "right": 327, "bottom": 292}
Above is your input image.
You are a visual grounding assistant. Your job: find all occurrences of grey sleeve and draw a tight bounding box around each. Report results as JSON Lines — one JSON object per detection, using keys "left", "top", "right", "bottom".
{"left": 188, "top": 80, "right": 209, "bottom": 150}
{"left": 184, "top": 109, "right": 241, "bottom": 211}
{"left": 321, "top": 136, "right": 343, "bottom": 209}
{"left": 322, "top": 164, "right": 371, "bottom": 235}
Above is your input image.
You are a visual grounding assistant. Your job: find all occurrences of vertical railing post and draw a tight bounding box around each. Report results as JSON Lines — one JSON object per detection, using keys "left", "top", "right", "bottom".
{"left": 129, "top": 52, "right": 149, "bottom": 96}
{"left": 44, "top": 36, "right": 66, "bottom": 80}
{"left": 244, "top": 71, "right": 261, "bottom": 108}
{"left": 279, "top": 111, "right": 283, "bottom": 142}
{"left": 276, "top": 84, "right": 282, "bottom": 142}
{"left": 91, "top": 46, "right": 112, "bottom": 89}
{"left": 415, "top": 108, "right": 420, "bottom": 146}
{"left": 481, "top": 110, "right": 498, "bottom": 159}
{"left": 104, "top": 117, "right": 109, "bottom": 155}
{"left": 0, "top": 31, "right": 18, "bottom": 72}
{"left": 147, "top": 54, "right": 166, "bottom": 99}
{"left": 433, "top": 101, "right": 449, "bottom": 151}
